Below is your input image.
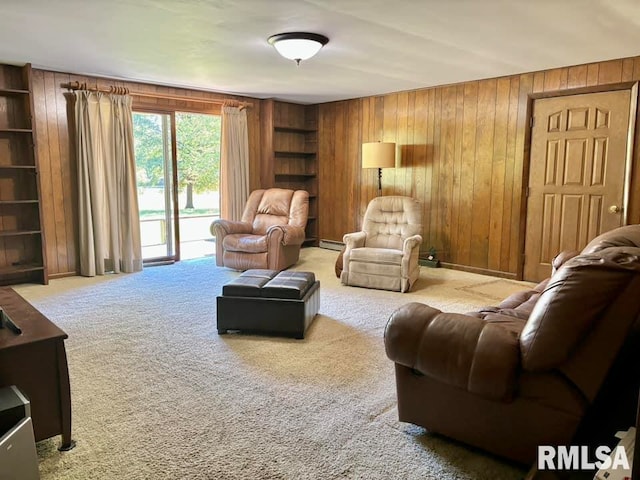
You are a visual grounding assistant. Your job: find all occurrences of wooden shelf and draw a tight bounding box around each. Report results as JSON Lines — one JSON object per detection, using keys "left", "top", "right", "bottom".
{"left": 274, "top": 172, "right": 316, "bottom": 178}
{"left": 0, "top": 165, "right": 36, "bottom": 170}
{"left": 0, "top": 88, "right": 29, "bottom": 95}
{"left": 274, "top": 125, "right": 317, "bottom": 133}
{"left": 0, "top": 128, "right": 33, "bottom": 133}
{"left": 274, "top": 150, "right": 315, "bottom": 157}
{"left": 0, "top": 200, "right": 39, "bottom": 204}
{"left": 0, "top": 264, "right": 45, "bottom": 275}
{"left": 0, "top": 230, "right": 41, "bottom": 237}
{"left": 262, "top": 100, "right": 319, "bottom": 250}
{"left": 0, "top": 64, "right": 47, "bottom": 286}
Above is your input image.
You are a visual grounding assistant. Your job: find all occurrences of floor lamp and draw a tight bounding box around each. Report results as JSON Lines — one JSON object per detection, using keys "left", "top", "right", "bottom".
{"left": 362, "top": 142, "right": 396, "bottom": 196}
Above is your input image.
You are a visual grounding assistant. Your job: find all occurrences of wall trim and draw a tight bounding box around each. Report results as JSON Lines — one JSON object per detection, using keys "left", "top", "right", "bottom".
{"left": 438, "top": 262, "right": 518, "bottom": 280}
{"left": 319, "top": 239, "right": 344, "bottom": 251}
{"left": 48, "top": 271, "right": 78, "bottom": 280}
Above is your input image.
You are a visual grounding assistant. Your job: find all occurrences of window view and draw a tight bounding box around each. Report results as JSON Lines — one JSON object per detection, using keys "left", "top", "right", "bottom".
{"left": 133, "top": 111, "right": 221, "bottom": 262}
{"left": 175, "top": 112, "right": 221, "bottom": 259}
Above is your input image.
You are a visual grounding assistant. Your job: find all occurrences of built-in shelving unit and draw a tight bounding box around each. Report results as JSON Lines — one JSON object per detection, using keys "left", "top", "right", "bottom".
{"left": 0, "top": 63, "right": 47, "bottom": 285}
{"left": 261, "top": 99, "right": 319, "bottom": 246}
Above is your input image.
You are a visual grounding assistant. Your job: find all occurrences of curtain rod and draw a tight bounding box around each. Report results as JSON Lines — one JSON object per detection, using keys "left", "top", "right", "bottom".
{"left": 63, "top": 81, "right": 252, "bottom": 109}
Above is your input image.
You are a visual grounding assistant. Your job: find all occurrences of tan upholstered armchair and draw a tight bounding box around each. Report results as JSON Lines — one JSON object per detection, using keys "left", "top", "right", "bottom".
{"left": 211, "top": 188, "right": 309, "bottom": 271}
{"left": 341, "top": 196, "right": 422, "bottom": 292}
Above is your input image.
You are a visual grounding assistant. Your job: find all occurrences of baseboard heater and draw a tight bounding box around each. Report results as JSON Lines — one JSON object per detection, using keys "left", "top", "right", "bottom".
{"left": 319, "top": 239, "right": 344, "bottom": 251}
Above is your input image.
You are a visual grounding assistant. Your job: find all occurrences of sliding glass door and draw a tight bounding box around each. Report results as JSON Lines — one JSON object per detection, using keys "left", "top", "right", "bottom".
{"left": 175, "top": 112, "right": 221, "bottom": 260}
{"left": 133, "top": 112, "right": 178, "bottom": 262}
{"left": 133, "top": 110, "right": 221, "bottom": 263}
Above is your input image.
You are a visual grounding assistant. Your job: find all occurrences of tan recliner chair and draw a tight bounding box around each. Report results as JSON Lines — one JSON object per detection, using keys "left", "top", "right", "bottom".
{"left": 211, "top": 188, "right": 308, "bottom": 271}
{"left": 384, "top": 224, "right": 640, "bottom": 464}
{"left": 341, "top": 196, "right": 422, "bottom": 293}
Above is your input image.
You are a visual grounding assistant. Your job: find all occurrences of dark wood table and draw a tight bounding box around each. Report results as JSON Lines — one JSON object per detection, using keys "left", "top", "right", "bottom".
{"left": 0, "top": 287, "right": 74, "bottom": 450}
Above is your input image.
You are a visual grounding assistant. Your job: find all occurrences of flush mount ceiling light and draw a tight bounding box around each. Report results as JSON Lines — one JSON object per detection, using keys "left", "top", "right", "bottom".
{"left": 268, "top": 32, "right": 329, "bottom": 66}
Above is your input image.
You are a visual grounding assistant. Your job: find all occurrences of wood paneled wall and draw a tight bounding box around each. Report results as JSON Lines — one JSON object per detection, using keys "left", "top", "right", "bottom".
{"left": 318, "top": 56, "right": 640, "bottom": 277}
{"left": 30, "top": 69, "right": 261, "bottom": 277}
{"left": 22, "top": 56, "right": 640, "bottom": 279}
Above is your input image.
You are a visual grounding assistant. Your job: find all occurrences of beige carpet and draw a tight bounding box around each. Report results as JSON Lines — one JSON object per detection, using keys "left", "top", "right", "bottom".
{"left": 15, "top": 248, "right": 533, "bottom": 480}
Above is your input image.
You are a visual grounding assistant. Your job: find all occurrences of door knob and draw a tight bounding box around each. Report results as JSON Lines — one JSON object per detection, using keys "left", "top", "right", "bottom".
{"left": 609, "top": 205, "right": 621, "bottom": 214}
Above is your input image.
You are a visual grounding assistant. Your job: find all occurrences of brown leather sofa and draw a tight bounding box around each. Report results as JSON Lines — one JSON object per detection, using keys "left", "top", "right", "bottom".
{"left": 211, "top": 188, "right": 308, "bottom": 271}
{"left": 384, "top": 225, "right": 640, "bottom": 464}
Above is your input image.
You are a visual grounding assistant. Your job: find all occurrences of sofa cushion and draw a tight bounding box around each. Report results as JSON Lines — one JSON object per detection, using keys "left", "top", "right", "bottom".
{"left": 520, "top": 250, "right": 640, "bottom": 371}
{"left": 362, "top": 196, "right": 422, "bottom": 250}
{"left": 582, "top": 224, "right": 640, "bottom": 254}
{"left": 252, "top": 214, "right": 289, "bottom": 236}
{"left": 350, "top": 247, "right": 403, "bottom": 265}
{"left": 349, "top": 261, "right": 401, "bottom": 277}
{"left": 222, "top": 269, "right": 278, "bottom": 296}
{"left": 257, "top": 188, "right": 294, "bottom": 216}
{"left": 222, "top": 276, "right": 271, "bottom": 297}
{"left": 241, "top": 269, "right": 279, "bottom": 279}
{"left": 262, "top": 271, "right": 316, "bottom": 299}
{"left": 479, "top": 313, "right": 527, "bottom": 336}
{"left": 385, "top": 302, "right": 520, "bottom": 402}
{"left": 222, "top": 234, "right": 268, "bottom": 253}
{"left": 497, "top": 279, "right": 548, "bottom": 313}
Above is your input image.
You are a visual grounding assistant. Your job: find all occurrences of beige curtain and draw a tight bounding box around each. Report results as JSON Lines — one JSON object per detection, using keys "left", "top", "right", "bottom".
{"left": 220, "top": 106, "right": 249, "bottom": 221}
{"left": 75, "top": 91, "right": 142, "bottom": 276}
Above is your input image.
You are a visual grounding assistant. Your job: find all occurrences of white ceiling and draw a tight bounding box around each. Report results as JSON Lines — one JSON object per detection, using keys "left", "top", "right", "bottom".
{"left": 2, "top": 0, "right": 640, "bottom": 104}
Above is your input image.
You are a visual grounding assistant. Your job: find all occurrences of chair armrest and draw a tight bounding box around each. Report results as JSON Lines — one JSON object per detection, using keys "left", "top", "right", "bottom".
{"left": 402, "top": 234, "right": 422, "bottom": 255}
{"left": 340, "top": 232, "right": 367, "bottom": 282}
{"left": 210, "top": 219, "right": 253, "bottom": 237}
{"left": 384, "top": 302, "right": 520, "bottom": 402}
{"left": 401, "top": 234, "right": 422, "bottom": 275}
{"left": 343, "top": 231, "right": 366, "bottom": 249}
{"left": 210, "top": 219, "right": 253, "bottom": 267}
{"left": 551, "top": 250, "right": 580, "bottom": 274}
{"left": 267, "top": 224, "right": 306, "bottom": 246}
{"left": 211, "top": 218, "right": 253, "bottom": 267}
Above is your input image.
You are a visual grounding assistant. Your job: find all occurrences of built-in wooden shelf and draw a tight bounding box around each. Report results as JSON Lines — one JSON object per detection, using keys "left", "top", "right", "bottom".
{"left": 0, "top": 88, "right": 29, "bottom": 95}
{"left": 0, "top": 128, "right": 33, "bottom": 133}
{"left": 0, "top": 200, "right": 39, "bottom": 204}
{"left": 0, "top": 264, "right": 45, "bottom": 275}
{"left": 263, "top": 99, "right": 319, "bottom": 247}
{"left": 0, "top": 230, "right": 41, "bottom": 237}
{"left": 274, "top": 150, "right": 315, "bottom": 157}
{"left": 274, "top": 125, "right": 317, "bottom": 133}
{"left": 274, "top": 172, "right": 316, "bottom": 178}
{"left": 0, "top": 165, "right": 36, "bottom": 170}
{"left": 0, "top": 63, "right": 47, "bottom": 285}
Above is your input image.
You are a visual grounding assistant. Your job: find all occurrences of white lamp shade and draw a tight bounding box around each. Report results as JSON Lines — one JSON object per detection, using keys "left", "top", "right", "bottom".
{"left": 362, "top": 142, "right": 396, "bottom": 169}
{"left": 268, "top": 33, "right": 329, "bottom": 63}
{"left": 273, "top": 39, "right": 324, "bottom": 61}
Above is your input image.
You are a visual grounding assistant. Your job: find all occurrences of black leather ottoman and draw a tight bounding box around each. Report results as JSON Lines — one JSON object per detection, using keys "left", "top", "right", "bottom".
{"left": 217, "top": 269, "right": 320, "bottom": 339}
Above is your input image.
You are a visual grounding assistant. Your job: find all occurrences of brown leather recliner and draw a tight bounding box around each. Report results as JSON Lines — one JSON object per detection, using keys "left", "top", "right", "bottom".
{"left": 211, "top": 188, "right": 308, "bottom": 271}
{"left": 384, "top": 224, "right": 640, "bottom": 464}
